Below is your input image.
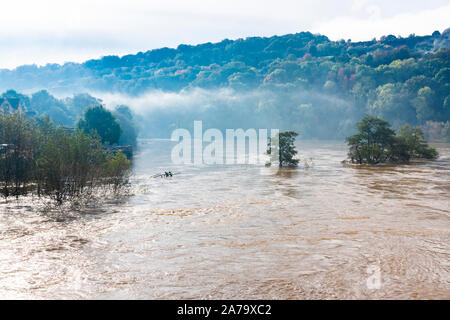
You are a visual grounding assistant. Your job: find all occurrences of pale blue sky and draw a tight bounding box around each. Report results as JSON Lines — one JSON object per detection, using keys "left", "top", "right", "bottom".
{"left": 0, "top": 0, "right": 448, "bottom": 69}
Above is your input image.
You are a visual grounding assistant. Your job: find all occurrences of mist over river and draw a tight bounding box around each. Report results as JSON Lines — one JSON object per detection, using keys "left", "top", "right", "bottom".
{"left": 0, "top": 140, "right": 449, "bottom": 299}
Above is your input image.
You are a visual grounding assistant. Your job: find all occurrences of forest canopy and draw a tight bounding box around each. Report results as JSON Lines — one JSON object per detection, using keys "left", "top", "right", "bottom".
{"left": 0, "top": 30, "right": 449, "bottom": 140}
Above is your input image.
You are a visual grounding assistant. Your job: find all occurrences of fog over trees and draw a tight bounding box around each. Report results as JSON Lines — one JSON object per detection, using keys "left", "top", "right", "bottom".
{"left": 0, "top": 30, "right": 449, "bottom": 140}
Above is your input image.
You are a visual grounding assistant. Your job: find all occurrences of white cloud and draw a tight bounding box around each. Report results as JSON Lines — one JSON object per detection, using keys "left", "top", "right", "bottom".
{"left": 351, "top": 0, "right": 370, "bottom": 12}
{"left": 313, "top": 4, "right": 450, "bottom": 41}
{"left": 96, "top": 87, "right": 247, "bottom": 114}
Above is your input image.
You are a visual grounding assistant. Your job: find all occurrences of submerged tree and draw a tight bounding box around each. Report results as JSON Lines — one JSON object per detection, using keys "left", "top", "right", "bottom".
{"left": 0, "top": 111, "right": 131, "bottom": 203}
{"left": 346, "top": 115, "right": 439, "bottom": 164}
{"left": 268, "top": 131, "right": 300, "bottom": 167}
{"left": 346, "top": 116, "right": 397, "bottom": 164}
{"left": 0, "top": 112, "right": 40, "bottom": 198}
{"left": 397, "top": 125, "right": 439, "bottom": 160}
{"left": 37, "top": 129, "right": 105, "bottom": 203}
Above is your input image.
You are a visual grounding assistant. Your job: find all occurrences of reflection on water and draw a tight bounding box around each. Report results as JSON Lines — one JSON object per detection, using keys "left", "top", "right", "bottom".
{"left": 0, "top": 140, "right": 449, "bottom": 299}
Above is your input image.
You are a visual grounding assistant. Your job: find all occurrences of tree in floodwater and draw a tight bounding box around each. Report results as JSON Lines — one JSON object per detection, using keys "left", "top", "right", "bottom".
{"left": 0, "top": 112, "right": 40, "bottom": 198}
{"left": 268, "top": 131, "right": 300, "bottom": 167}
{"left": 0, "top": 111, "right": 131, "bottom": 203}
{"left": 77, "top": 105, "right": 122, "bottom": 145}
{"left": 346, "top": 116, "right": 396, "bottom": 164}
{"left": 346, "top": 116, "right": 439, "bottom": 164}
{"left": 104, "top": 152, "right": 132, "bottom": 193}
{"left": 397, "top": 125, "right": 439, "bottom": 160}
{"left": 37, "top": 128, "right": 105, "bottom": 203}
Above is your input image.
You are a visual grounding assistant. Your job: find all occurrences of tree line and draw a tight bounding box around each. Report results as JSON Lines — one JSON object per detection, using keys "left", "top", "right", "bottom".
{"left": 0, "top": 89, "right": 139, "bottom": 146}
{"left": 0, "top": 112, "right": 131, "bottom": 203}
{"left": 0, "top": 30, "right": 448, "bottom": 140}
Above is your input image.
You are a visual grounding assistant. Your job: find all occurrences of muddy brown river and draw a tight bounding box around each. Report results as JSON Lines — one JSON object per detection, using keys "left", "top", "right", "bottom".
{"left": 0, "top": 140, "right": 449, "bottom": 299}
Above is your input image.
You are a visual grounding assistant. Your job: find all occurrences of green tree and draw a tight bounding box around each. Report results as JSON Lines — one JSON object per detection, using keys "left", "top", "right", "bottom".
{"left": 0, "top": 111, "right": 131, "bottom": 203}
{"left": 397, "top": 124, "right": 438, "bottom": 159}
{"left": 104, "top": 152, "right": 131, "bottom": 193}
{"left": 346, "top": 116, "right": 439, "bottom": 164}
{"left": 268, "top": 131, "right": 299, "bottom": 167}
{"left": 346, "top": 116, "right": 397, "bottom": 164}
{"left": 30, "top": 90, "right": 72, "bottom": 125}
{"left": 37, "top": 129, "right": 105, "bottom": 203}
{"left": 371, "top": 83, "right": 416, "bottom": 124}
{"left": 77, "top": 105, "right": 122, "bottom": 145}
{"left": 0, "top": 112, "right": 39, "bottom": 198}
{"left": 114, "top": 105, "right": 138, "bottom": 147}
{"left": 413, "top": 87, "right": 436, "bottom": 123}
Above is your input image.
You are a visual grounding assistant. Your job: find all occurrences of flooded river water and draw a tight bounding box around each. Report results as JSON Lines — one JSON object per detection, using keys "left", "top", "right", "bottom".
{"left": 0, "top": 140, "right": 449, "bottom": 299}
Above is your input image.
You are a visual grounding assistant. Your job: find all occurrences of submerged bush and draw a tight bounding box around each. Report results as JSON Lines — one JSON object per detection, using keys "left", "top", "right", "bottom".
{"left": 0, "top": 112, "right": 40, "bottom": 198}
{"left": 346, "top": 116, "right": 439, "bottom": 164}
{"left": 0, "top": 112, "right": 131, "bottom": 203}
{"left": 397, "top": 125, "right": 439, "bottom": 160}
{"left": 104, "top": 152, "right": 132, "bottom": 193}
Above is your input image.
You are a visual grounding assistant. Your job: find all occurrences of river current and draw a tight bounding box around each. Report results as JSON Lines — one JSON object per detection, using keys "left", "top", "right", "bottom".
{"left": 0, "top": 140, "right": 449, "bottom": 299}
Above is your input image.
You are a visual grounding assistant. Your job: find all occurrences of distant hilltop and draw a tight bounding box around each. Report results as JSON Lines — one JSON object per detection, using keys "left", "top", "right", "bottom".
{"left": 0, "top": 29, "right": 448, "bottom": 95}
{"left": 0, "top": 30, "right": 448, "bottom": 141}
